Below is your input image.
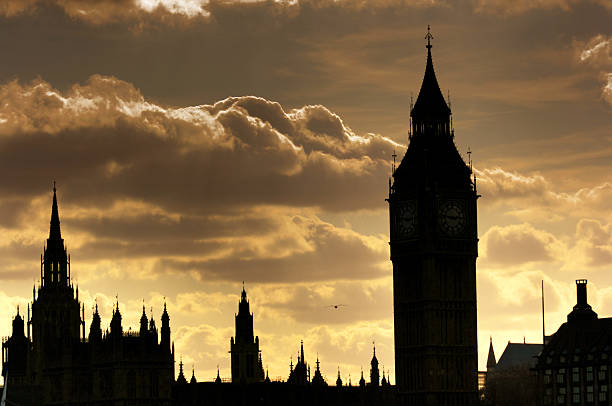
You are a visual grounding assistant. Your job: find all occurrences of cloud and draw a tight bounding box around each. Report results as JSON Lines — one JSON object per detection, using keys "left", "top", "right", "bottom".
{"left": 481, "top": 223, "right": 565, "bottom": 267}
{"left": 474, "top": 0, "right": 611, "bottom": 15}
{"left": 0, "top": 0, "right": 442, "bottom": 24}
{"left": 572, "top": 219, "right": 612, "bottom": 267}
{"left": 154, "top": 214, "right": 390, "bottom": 283}
{"left": 0, "top": 0, "right": 209, "bottom": 22}
{"left": 0, "top": 75, "right": 399, "bottom": 285}
{"left": 253, "top": 279, "right": 392, "bottom": 324}
{"left": 476, "top": 167, "right": 612, "bottom": 221}
{"left": 0, "top": 75, "right": 395, "bottom": 214}
{"left": 577, "top": 35, "right": 612, "bottom": 107}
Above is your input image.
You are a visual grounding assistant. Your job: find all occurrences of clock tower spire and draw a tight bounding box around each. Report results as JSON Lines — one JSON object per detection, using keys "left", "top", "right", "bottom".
{"left": 388, "top": 27, "right": 478, "bottom": 406}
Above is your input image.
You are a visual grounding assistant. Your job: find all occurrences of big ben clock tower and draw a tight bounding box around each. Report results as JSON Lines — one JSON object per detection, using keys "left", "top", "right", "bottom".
{"left": 388, "top": 27, "right": 478, "bottom": 406}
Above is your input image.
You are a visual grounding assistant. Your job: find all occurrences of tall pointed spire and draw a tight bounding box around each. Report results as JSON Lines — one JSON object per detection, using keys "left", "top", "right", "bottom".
{"left": 300, "top": 340, "right": 305, "bottom": 365}
{"left": 42, "top": 182, "right": 69, "bottom": 287}
{"left": 49, "top": 181, "right": 62, "bottom": 240}
{"left": 410, "top": 25, "right": 451, "bottom": 131}
{"left": 486, "top": 336, "right": 496, "bottom": 369}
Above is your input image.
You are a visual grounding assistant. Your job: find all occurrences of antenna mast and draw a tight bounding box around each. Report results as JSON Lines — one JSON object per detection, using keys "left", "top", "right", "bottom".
{"left": 542, "top": 280, "right": 546, "bottom": 345}
{"left": 409, "top": 93, "right": 414, "bottom": 140}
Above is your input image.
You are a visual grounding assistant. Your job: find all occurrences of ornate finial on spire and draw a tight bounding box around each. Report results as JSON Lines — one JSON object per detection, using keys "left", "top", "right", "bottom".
{"left": 467, "top": 147, "right": 472, "bottom": 171}
{"left": 425, "top": 24, "right": 433, "bottom": 49}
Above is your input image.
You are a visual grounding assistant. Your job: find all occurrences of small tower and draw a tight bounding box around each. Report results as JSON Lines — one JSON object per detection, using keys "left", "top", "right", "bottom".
{"left": 287, "top": 340, "right": 309, "bottom": 385}
{"left": 336, "top": 367, "right": 343, "bottom": 387}
{"left": 487, "top": 337, "right": 497, "bottom": 371}
{"left": 176, "top": 357, "right": 187, "bottom": 384}
{"left": 359, "top": 368, "right": 366, "bottom": 388}
{"left": 370, "top": 343, "right": 380, "bottom": 387}
{"left": 140, "top": 305, "right": 148, "bottom": 338}
{"left": 149, "top": 313, "right": 158, "bottom": 345}
{"left": 161, "top": 301, "right": 171, "bottom": 352}
{"left": 110, "top": 300, "right": 122, "bottom": 338}
{"left": 2, "top": 307, "right": 29, "bottom": 384}
{"left": 190, "top": 367, "right": 197, "bottom": 384}
{"left": 311, "top": 355, "right": 326, "bottom": 386}
{"left": 215, "top": 366, "right": 222, "bottom": 384}
{"left": 89, "top": 303, "right": 102, "bottom": 343}
{"left": 230, "top": 284, "right": 264, "bottom": 383}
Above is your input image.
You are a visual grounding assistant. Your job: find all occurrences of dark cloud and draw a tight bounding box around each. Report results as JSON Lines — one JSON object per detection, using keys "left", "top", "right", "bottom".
{"left": 0, "top": 76, "right": 395, "bottom": 217}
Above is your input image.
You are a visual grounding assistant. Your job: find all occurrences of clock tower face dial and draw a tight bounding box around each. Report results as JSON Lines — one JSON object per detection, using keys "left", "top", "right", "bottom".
{"left": 438, "top": 200, "right": 467, "bottom": 236}
{"left": 395, "top": 201, "right": 417, "bottom": 238}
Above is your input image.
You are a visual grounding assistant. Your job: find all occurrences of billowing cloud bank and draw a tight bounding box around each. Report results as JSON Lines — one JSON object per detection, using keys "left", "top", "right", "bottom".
{"left": 0, "top": 75, "right": 395, "bottom": 283}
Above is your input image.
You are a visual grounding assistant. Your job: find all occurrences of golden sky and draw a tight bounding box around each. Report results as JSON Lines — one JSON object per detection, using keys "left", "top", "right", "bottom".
{"left": 0, "top": 0, "right": 611, "bottom": 385}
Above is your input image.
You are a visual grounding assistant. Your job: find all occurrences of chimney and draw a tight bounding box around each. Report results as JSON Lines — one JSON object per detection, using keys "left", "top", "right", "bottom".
{"left": 568, "top": 279, "right": 597, "bottom": 322}
{"left": 576, "top": 279, "right": 588, "bottom": 306}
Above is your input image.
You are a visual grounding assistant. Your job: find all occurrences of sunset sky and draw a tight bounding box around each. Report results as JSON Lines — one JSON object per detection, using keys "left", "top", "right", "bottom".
{"left": 1, "top": 0, "right": 611, "bottom": 385}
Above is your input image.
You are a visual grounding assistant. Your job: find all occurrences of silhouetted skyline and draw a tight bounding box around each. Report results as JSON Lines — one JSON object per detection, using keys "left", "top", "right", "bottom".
{"left": 0, "top": 0, "right": 610, "bottom": 385}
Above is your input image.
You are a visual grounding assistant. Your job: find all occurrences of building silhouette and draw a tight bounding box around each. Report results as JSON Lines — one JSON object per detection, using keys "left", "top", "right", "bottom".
{"left": 0, "top": 28, "right": 484, "bottom": 406}
{"left": 1, "top": 186, "right": 174, "bottom": 405}
{"left": 535, "top": 280, "right": 612, "bottom": 406}
{"left": 230, "top": 285, "right": 265, "bottom": 384}
{"left": 173, "top": 289, "right": 396, "bottom": 406}
{"left": 484, "top": 340, "right": 541, "bottom": 406}
{"left": 387, "top": 27, "right": 479, "bottom": 405}
{"left": 370, "top": 344, "right": 380, "bottom": 387}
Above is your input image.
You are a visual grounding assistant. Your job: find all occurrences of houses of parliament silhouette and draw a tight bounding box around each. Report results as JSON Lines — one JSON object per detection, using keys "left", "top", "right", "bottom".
{"left": 1, "top": 29, "right": 479, "bottom": 405}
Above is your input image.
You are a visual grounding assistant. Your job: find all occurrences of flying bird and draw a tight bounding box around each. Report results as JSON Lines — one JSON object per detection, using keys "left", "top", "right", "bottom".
{"left": 326, "top": 304, "right": 347, "bottom": 310}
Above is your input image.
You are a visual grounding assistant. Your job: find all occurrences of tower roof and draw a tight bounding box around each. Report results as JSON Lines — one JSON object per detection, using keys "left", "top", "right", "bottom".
{"left": 487, "top": 337, "right": 496, "bottom": 368}
{"left": 410, "top": 26, "right": 451, "bottom": 121}
{"left": 371, "top": 344, "right": 378, "bottom": 365}
{"left": 49, "top": 182, "right": 62, "bottom": 240}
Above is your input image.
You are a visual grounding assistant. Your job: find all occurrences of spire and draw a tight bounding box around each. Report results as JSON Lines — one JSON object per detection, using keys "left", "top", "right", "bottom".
{"left": 177, "top": 357, "right": 187, "bottom": 384}
{"left": 410, "top": 25, "right": 451, "bottom": 124}
{"left": 43, "top": 183, "right": 69, "bottom": 287}
{"left": 49, "top": 181, "right": 62, "bottom": 240}
{"left": 140, "top": 303, "right": 148, "bottom": 337}
{"left": 89, "top": 302, "right": 102, "bottom": 342}
{"left": 371, "top": 342, "right": 378, "bottom": 364}
{"left": 300, "top": 340, "right": 305, "bottom": 365}
{"left": 215, "top": 366, "right": 221, "bottom": 384}
{"left": 486, "top": 336, "right": 496, "bottom": 369}
{"left": 336, "top": 366, "right": 343, "bottom": 387}
{"left": 190, "top": 367, "right": 197, "bottom": 384}
{"left": 370, "top": 343, "right": 380, "bottom": 387}
{"left": 162, "top": 300, "right": 169, "bottom": 321}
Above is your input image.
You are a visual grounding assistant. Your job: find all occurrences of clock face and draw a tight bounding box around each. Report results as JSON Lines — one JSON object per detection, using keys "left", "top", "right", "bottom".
{"left": 438, "top": 200, "right": 466, "bottom": 236}
{"left": 395, "top": 202, "right": 417, "bottom": 238}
